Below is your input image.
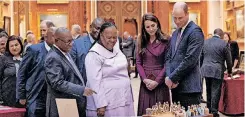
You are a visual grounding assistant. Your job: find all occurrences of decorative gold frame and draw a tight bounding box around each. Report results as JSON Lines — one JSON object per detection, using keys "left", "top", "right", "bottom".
{"left": 169, "top": 0, "right": 200, "bottom": 2}
{"left": 169, "top": 10, "right": 200, "bottom": 35}
{"left": 37, "top": 12, "right": 69, "bottom": 38}
{"left": 37, "top": 0, "right": 68, "bottom": 4}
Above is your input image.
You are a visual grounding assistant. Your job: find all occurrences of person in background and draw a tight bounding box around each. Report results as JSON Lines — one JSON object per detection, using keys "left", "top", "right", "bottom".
{"left": 133, "top": 35, "right": 138, "bottom": 78}
{"left": 24, "top": 33, "right": 35, "bottom": 53}
{"left": 0, "top": 36, "right": 24, "bottom": 107}
{"left": 0, "top": 33, "right": 8, "bottom": 56}
{"left": 165, "top": 2, "right": 204, "bottom": 110}
{"left": 71, "top": 24, "right": 82, "bottom": 40}
{"left": 70, "top": 18, "right": 105, "bottom": 83}
{"left": 223, "top": 32, "right": 239, "bottom": 69}
{"left": 136, "top": 13, "right": 170, "bottom": 116}
{"left": 201, "top": 28, "right": 232, "bottom": 117}
{"left": 44, "top": 27, "right": 94, "bottom": 117}
{"left": 85, "top": 22, "right": 135, "bottom": 117}
{"left": 17, "top": 20, "right": 55, "bottom": 117}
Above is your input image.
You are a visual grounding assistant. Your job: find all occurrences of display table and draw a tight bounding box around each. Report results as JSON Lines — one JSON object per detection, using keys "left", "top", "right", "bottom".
{"left": 0, "top": 105, "right": 26, "bottom": 117}
{"left": 218, "top": 74, "right": 244, "bottom": 114}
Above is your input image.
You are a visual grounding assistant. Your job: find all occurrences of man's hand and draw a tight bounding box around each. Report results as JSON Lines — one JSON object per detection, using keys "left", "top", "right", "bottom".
{"left": 19, "top": 99, "right": 26, "bottom": 105}
{"left": 83, "top": 87, "right": 95, "bottom": 96}
{"left": 97, "top": 107, "right": 106, "bottom": 117}
{"left": 165, "top": 77, "right": 179, "bottom": 89}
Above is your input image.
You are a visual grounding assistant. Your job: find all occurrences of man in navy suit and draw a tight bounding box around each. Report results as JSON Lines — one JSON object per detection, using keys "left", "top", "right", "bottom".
{"left": 165, "top": 2, "right": 204, "bottom": 109}
{"left": 17, "top": 20, "right": 55, "bottom": 117}
{"left": 45, "top": 27, "right": 94, "bottom": 117}
{"left": 70, "top": 18, "right": 105, "bottom": 83}
{"left": 201, "top": 29, "right": 232, "bottom": 117}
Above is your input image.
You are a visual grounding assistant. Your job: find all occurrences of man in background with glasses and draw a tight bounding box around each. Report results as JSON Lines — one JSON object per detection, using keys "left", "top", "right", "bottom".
{"left": 45, "top": 27, "right": 95, "bottom": 117}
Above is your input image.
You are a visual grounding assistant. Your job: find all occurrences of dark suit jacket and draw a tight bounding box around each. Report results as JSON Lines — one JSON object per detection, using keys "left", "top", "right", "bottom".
{"left": 70, "top": 35, "right": 92, "bottom": 83}
{"left": 122, "top": 37, "right": 134, "bottom": 57}
{"left": 0, "top": 54, "right": 20, "bottom": 107}
{"left": 201, "top": 36, "right": 232, "bottom": 79}
{"left": 166, "top": 21, "right": 204, "bottom": 93}
{"left": 17, "top": 42, "right": 48, "bottom": 113}
{"left": 45, "top": 47, "right": 86, "bottom": 117}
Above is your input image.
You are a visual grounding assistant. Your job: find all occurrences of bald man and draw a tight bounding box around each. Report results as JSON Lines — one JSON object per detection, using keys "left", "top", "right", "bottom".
{"left": 70, "top": 18, "right": 105, "bottom": 83}
{"left": 165, "top": 2, "right": 204, "bottom": 109}
{"left": 17, "top": 20, "right": 55, "bottom": 117}
{"left": 45, "top": 27, "right": 94, "bottom": 117}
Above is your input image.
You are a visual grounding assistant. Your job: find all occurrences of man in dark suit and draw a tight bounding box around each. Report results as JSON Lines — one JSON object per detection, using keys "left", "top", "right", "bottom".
{"left": 17, "top": 20, "right": 55, "bottom": 117}
{"left": 201, "top": 28, "right": 232, "bottom": 117}
{"left": 44, "top": 27, "right": 94, "bottom": 117}
{"left": 122, "top": 31, "right": 134, "bottom": 58}
{"left": 71, "top": 24, "right": 82, "bottom": 40}
{"left": 70, "top": 18, "right": 105, "bottom": 83}
{"left": 165, "top": 2, "right": 204, "bottom": 109}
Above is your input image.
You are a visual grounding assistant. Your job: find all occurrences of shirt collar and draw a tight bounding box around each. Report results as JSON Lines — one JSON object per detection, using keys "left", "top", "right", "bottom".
{"left": 44, "top": 41, "right": 51, "bottom": 51}
{"left": 180, "top": 20, "right": 191, "bottom": 36}
{"left": 13, "top": 56, "right": 22, "bottom": 61}
{"left": 73, "top": 34, "right": 80, "bottom": 39}
{"left": 213, "top": 34, "right": 221, "bottom": 38}
{"left": 53, "top": 44, "right": 67, "bottom": 56}
{"left": 88, "top": 34, "right": 95, "bottom": 43}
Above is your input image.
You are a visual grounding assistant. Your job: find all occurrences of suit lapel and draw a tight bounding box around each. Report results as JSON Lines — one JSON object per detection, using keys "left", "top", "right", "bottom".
{"left": 41, "top": 42, "right": 48, "bottom": 55}
{"left": 171, "top": 21, "right": 193, "bottom": 59}
{"left": 84, "top": 35, "right": 92, "bottom": 51}
{"left": 53, "top": 47, "right": 83, "bottom": 83}
{"left": 171, "top": 31, "right": 178, "bottom": 58}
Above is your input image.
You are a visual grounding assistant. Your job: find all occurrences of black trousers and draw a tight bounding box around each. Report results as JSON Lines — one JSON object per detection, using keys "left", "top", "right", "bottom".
{"left": 172, "top": 91, "right": 201, "bottom": 111}
{"left": 205, "top": 78, "right": 223, "bottom": 114}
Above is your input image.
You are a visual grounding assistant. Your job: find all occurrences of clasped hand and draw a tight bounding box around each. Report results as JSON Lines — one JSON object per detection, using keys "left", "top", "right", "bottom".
{"left": 143, "top": 79, "right": 159, "bottom": 91}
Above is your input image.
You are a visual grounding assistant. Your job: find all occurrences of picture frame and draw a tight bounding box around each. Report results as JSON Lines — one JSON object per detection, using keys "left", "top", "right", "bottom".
{"left": 37, "top": 12, "right": 68, "bottom": 38}
{"left": 239, "top": 51, "right": 244, "bottom": 69}
{"left": 37, "top": 0, "right": 68, "bottom": 4}
{"left": 169, "top": 11, "right": 200, "bottom": 35}
{"left": 235, "top": 8, "right": 244, "bottom": 40}
{"left": 225, "top": 18, "right": 233, "bottom": 32}
{"left": 3, "top": 16, "right": 11, "bottom": 35}
{"left": 169, "top": 0, "right": 200, "bottom": 2}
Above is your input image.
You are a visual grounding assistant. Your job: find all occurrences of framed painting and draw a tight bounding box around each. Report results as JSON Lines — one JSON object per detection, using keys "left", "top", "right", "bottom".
{"left": 37, "top": 12, "right": 68, "bottom": 38}
{"left": 3, "top": 16, "right": 11, "bottom": 35}
{"left": 239, "top": 51, "right": 244, "bottom": 69}
{"left": 169, "top": 11, "right": 200, "bottom": 35}
{"left": 37, "top": 0, "right": 68, "bottom": 4}
{"left": 169, "top": 0, "right": 200, "bottom": 2}
{"left": 235, "top": 8, "right": 244, "bottom": 40}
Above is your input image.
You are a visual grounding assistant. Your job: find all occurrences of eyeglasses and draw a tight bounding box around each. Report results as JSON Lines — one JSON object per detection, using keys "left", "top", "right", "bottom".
{"left": 56, "top": 38, "right": 73, "bottom": 45}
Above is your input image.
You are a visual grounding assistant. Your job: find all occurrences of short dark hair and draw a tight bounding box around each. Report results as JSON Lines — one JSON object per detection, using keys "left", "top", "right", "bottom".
{"left": 0, "top": 32, "right": 8, "bottom": 38}
{"left": 5, "top": 35, "right": 24, "bottom": 56}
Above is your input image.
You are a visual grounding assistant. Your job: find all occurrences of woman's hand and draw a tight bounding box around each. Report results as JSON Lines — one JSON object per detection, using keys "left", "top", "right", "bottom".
{"left": 147, "top": 81, "right": 159, "bottom": 91}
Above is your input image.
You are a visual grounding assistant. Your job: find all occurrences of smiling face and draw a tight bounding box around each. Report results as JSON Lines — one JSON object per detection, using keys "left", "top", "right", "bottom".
{"left": 9, "top": 40, "right": 21, "bottom": 56}
{"left": 144, "top": 20, "right": 158, "bottom": 36}
{"left": 100, "top": 26, "right": 118, "bottom": 50}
